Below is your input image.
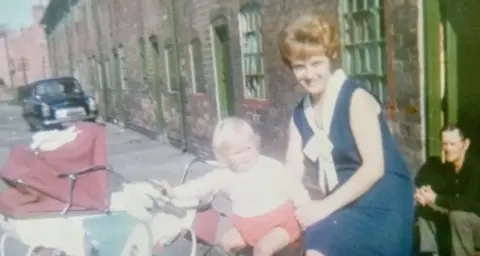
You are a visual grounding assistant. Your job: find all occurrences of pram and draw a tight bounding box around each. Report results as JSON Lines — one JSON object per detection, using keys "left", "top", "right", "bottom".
{"left": 0, "top": 122, "right": 211, "bottom": 256}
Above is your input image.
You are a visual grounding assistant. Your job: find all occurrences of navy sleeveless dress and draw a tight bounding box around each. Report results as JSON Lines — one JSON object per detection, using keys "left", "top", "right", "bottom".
{"left": 293, "top": 78, "right": 414, "bottom": 255}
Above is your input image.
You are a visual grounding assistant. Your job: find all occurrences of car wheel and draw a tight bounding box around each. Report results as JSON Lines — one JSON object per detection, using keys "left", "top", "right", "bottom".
{"left": 27, "top": 122, "right": 38, "bottom": 132}
{"left": 30, "top": 121, "right": 45, "bottom": 132}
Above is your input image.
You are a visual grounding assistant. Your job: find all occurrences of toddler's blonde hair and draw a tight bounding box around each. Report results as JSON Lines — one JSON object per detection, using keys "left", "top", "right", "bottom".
{"left": 211, "top": 117, "right": 258, "bottom": 162}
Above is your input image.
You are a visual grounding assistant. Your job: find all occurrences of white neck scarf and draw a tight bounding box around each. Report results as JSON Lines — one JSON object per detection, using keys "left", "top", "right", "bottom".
{"left": 302, "top": 69, "right": 347, "bottom": 194}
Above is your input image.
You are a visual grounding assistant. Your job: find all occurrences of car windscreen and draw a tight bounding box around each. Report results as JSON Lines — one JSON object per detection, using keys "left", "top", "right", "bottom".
{"left": 35, "top": 80, "right": 83, "bottom": 96}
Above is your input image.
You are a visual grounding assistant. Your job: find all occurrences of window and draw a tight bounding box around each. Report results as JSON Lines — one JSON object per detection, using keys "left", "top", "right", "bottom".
{"left": 238, "top": 4, "right": 265, "bottom": 99}
{"left": 188, "top": 38, "right": 206, "bottom": 94}
{"left": 36, "top": 79, "right": 82, "bottom": 96}
{"left": 339, "top": 0, "right": 387, "bottom": 103}
{"left": 139, "top": 37, "right": 148, "bottom": 80}
{"left": 164, "top": 45, "right": 177, "bottom": 92}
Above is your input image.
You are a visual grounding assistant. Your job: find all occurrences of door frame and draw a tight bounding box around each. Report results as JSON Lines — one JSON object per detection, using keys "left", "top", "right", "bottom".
{"left": 423, "top": 0, "right": 459, "bottom": 157}
{"left": 210, "top": 16, "right": 233, "bottom": 120}
{"left": 423, "top": 0, "right": 443, "bottom": 157}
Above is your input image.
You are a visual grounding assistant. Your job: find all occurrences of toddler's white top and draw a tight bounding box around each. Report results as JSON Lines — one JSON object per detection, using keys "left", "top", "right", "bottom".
{"left": 173, "top": 155, "right": 309, "bottom": 217}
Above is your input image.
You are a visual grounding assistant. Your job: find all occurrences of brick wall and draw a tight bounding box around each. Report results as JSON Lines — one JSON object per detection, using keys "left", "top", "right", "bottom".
{"left": 387, "top": 0, "right": 423, "bottom": 171}
{"left": 44, "top": 0, "right": 425, "bottom": 171}
{"left": 0, "top": 5, "right": 51, "bottom": 88}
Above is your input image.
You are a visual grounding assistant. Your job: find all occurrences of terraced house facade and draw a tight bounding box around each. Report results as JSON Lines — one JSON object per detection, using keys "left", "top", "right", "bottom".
{"left": 41, "top": 0, "right": 480, "bottom": 172}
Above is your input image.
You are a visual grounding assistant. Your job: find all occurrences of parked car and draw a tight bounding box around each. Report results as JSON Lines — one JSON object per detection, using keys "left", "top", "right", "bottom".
{"left": 20, "top": 77, "right": 98, "bottom": 131}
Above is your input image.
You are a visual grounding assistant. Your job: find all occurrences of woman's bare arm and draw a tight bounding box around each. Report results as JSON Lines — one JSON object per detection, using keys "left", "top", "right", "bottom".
{"left": 323, "top": 89, "right": 385, "bottom": 212}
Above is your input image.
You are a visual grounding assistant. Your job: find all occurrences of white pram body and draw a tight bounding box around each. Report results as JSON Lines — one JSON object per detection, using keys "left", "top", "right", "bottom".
{"left": 0, "top": 181, "right": 199, "bottom": 256}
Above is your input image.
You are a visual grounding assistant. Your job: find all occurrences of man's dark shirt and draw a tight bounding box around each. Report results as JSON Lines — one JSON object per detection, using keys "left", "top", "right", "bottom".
{"left": 415, "top": 154, "right": 480, "bottom": 216}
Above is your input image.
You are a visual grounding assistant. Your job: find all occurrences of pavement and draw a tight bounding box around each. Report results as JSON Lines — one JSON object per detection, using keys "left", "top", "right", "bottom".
{"left": 0, "top": 104, "right": 232, "bottom": 255}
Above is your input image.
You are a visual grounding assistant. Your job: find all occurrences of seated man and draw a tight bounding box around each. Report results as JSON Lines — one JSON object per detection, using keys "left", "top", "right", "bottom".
{"left": 416, "top": 123, "right": 480, "bottom": 256}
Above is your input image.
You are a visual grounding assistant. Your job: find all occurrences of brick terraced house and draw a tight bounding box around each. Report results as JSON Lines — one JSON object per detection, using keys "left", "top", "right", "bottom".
{"left": 41, "top": 0, "right": 480, "bottom": 173}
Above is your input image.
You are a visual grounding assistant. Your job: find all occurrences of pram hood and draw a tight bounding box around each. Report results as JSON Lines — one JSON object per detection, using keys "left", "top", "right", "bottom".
{"left": 0, "top": 122, "right": 109, "bottom": 217}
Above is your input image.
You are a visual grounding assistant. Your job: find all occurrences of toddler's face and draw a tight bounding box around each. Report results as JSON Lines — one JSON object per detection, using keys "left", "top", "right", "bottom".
{"left": 223, "top": 137, "right": 259, "bottom": 172}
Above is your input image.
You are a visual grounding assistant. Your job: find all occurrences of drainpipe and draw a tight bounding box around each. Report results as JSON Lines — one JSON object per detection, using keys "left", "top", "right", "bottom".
{"left": 66, "top": 0, "right": 74, "bottom": 75}
{"left": 167, "top": 0, "right": 188, "bottom": 152}
{"left": 92, "top": 0, "right": 108, "bottom": 120}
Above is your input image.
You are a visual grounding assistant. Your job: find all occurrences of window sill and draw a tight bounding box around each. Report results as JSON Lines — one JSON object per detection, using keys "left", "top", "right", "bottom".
{"left": 192, "top": 93, "right": 208, "bottom": 101}
{"left": 244, "top": 98, "right": 271, "bottom": 109}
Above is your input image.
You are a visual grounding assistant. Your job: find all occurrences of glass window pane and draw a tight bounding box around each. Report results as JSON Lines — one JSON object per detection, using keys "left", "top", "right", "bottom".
{"left": 356, "top": 0, "right": 365, "bottom": 11}
{"left": 192, "top": 39, "right": 205, "bottom": 93}
{"left": 240, "top": 5, "right": 264, "bottom": 99}
{"left": 380, "top": 44, "right": 386, "bottom": 74}
{"left": 367, "top": 0, "right": 378, "bottom": 8}
{"left": 343, "top": 17, "right": 354, "bottom": 44}
{"left": 366, "top": 44, "right": 377, "bottom": 73}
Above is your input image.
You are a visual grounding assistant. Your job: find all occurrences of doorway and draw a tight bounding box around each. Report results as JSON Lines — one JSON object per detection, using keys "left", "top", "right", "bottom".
{"left": 443, "top": 0, "right": 480, "bottom": 154}
{"left": 211, "top": 17, "right": 235, "bottom": 119}
{"left": 424, "top": 0, "right": 480, "bottom": 156}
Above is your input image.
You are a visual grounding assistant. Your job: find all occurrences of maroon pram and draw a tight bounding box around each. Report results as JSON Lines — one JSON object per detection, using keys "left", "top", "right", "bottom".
{"left": 0, "top": 121, "right": 110, "bottom": 218}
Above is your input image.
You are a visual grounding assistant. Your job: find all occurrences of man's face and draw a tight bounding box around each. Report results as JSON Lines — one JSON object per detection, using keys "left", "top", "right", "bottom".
{"left": 441, "top": 129, "right": 469, "bottom": 163}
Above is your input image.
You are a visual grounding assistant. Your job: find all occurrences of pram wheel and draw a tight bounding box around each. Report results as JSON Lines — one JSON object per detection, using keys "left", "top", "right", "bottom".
{"left": 118, "top": 224, "right": 151, "bottom": 256}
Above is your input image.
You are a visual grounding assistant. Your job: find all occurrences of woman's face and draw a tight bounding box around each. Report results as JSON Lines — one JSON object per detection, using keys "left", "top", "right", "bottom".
{"left": 291, "top": 55, "right": 333, "bottom": 96}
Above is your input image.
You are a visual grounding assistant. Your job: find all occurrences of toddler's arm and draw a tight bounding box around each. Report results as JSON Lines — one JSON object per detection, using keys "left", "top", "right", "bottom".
{"left": 171, "top": 169, "right": 229, "bottom": 199}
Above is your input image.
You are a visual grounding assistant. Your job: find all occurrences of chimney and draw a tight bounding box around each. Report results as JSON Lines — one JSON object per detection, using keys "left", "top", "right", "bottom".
{"left": 32, "top": 4, "right": 46, "bottom": 23}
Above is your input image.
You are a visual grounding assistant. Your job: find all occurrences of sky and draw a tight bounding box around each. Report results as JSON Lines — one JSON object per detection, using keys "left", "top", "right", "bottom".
{"left": 0, "top": 0, "right": 48, "bottom": 30}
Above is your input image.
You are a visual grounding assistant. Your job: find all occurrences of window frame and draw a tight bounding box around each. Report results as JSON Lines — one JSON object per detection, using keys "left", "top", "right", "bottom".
{"left": 139, "top": 37, "right": 148, "bottom": 81}
{"left": 238, "top": 4, "right": 266, "bottom": 99}
{"left": 188, "top": 38, "right": 206, "bottom": 94}
{"left": 339, "top": 0, "right": 387, "bottom": 103}
{"left": 164, "top": 45, "right": 177, "bottom": 93}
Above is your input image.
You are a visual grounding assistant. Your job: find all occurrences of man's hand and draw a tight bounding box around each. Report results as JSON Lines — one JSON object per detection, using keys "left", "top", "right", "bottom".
{"left": 415, "top": 188, "right": 427, "bottom": 206}
{"left": 420, "top": 186, "right": 437, "bottom": 205}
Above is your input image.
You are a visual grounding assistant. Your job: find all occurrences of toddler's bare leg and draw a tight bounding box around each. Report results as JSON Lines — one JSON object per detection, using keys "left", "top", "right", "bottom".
{"left": 253, "top": 227, "right": 290, "bottom": 256}
{"left": 220, "top": 228, "right": 247, "bottom": 253}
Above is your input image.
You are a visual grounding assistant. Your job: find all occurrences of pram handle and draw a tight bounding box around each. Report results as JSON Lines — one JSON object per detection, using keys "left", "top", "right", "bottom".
{"left": 147, "top": 197, "right": 188, "bottom": 219}
{"left": 55, "top": 165, "right": 109, "bottom": 215}
{"left": 181, "top": 157, "right": 222, "bottom": 184}
{"left": 56, "top": 165, "right": 108, "bottom": 178}
{"left": 146, "top": 179, "right": 215, "bottom": 218}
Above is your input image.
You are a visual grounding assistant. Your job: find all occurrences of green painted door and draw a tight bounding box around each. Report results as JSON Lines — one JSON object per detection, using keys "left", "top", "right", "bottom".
{"left": 212, "top": 20, "right": 235, "bottom": 119}
{"left": 443, "top": 0, "right": 480, "bottom": 155}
